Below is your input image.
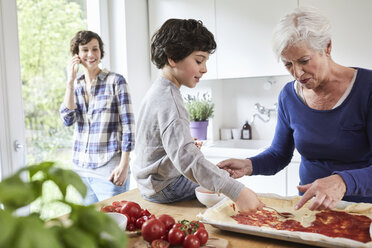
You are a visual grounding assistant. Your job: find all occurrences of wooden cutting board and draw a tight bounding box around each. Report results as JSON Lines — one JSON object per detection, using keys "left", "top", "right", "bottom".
{"left": 129, "top": 236, "right": 228, "bottom": 248}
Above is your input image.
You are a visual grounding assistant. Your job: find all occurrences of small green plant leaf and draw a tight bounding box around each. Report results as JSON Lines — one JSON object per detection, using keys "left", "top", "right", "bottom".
{"left": 0, "top": 210, "right": 17, "bottom": 246}
{"left": 25, "top": 161, "right": 55, "bottom": 178}
{"left": 12, "top": 215, "right": 63, "bottom": 248}
{"left": 69, "top": 204, "right": 127, "bottom": 248}
{"left": 48, "top": 167, "right": 87, "bottom": 198}
{"left": 59, "top": 225, "right": 98, "bottom": 248}
{"left": 0, "top": 174, "right": 38, "bottom": 210}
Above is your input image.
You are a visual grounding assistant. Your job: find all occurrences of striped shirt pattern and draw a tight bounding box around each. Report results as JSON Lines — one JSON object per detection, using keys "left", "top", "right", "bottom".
{"left": 60, "top": 69, "right": 135, "bottom": 168}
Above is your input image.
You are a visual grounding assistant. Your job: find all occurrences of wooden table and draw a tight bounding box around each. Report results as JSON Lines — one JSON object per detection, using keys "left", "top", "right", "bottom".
{"left": 97, "top": 188, "right": 314, "bottom": 248}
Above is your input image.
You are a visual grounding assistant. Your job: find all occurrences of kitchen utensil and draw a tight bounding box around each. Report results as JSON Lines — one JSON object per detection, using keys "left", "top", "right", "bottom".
{"left": 264, "top": 206, "right": 294, "bottom": 218}
{"left": 370, "top": 222, "right": 372, "bottom": 240}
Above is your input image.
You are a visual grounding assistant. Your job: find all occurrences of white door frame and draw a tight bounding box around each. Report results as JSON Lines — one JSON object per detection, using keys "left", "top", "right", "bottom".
{"left": 0, "top": 0, "right": 26, "bottom": 180}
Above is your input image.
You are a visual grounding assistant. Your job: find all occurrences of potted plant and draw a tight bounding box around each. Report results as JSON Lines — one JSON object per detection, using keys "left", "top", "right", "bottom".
{"left": 184, "top": 93, "right": 214, "bottom": 140}
{"left": 0, "top": 161, "right": 128, "bottom": 248}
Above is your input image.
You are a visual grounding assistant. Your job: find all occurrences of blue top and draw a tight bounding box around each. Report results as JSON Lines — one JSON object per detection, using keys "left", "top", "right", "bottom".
{"left": 250, "top": 68, "right": 372, "bottom": 203}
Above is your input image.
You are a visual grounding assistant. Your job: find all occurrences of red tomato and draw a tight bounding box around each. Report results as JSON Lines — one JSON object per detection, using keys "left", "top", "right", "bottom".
{"left": 136, "top": 216, "right": 149, "bottom": 229}
{"left": 120, "top": 201, "right": 142, "bottom": 218}
{"left": 168, "top": 227, "right": 185, "bottom": 246}
{"left": 112, "top": 200, "right": 127, "bottom": 207}
{"left": 190, "top": 221, "right": 205, "bottom": 230}
{"left": 141, "top": 218, "right": 166, "bottom": 242}
{"left": 172, "top": 223, "right": 185, "bottom": 229}
{"left": 100, "top": 205, "right": 115, "bottom": 212}
{"left": 158, "top": 214, "right": 176, "bottom": 230}
{"left": 122, "top": 213, "right": 130, "bottom": 224}
{"left": 151, "top": 239, "right": 170, "bottom": 248}
{"left": 126, "top": 223, "right": 136, "bottom": 231}
{"left": 194, "top": 228, "right": 208, "bottom": 245}
{"left": 140, "top": 208, "right": 152, "bottom": 217}
{"left": 183, "top": 234, "right": 200, "bottom": 248}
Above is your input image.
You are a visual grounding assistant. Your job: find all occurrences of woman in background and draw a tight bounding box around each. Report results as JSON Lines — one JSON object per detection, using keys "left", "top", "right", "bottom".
{"left": 218, "top": 7, "right": 372, "bottom": 210}
{"left": 60, "top": 30, "right": 135, "bottom": 205}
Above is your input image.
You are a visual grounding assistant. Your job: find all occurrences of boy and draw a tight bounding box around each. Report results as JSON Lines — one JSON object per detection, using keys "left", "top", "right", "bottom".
{"left": 132, "top": 19, "right": 263, "bottom": 212}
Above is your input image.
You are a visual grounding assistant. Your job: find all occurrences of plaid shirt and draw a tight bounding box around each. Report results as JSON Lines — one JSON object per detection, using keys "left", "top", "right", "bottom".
{"left": 60, "top": 69, "right": 135, "bottom": 168}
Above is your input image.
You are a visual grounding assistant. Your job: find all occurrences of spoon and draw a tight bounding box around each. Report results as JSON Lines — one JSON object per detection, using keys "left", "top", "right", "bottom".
{"left": 264, "top": 206, "right": 294, "bottom": 218}
{"left": 370, "top": 222, "right": 372, "bottom": 240}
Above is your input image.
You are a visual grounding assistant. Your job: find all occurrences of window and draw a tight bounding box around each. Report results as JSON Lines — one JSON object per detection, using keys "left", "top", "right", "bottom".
{"left": 17, "top": 0, "right": 87, "bottom": 219}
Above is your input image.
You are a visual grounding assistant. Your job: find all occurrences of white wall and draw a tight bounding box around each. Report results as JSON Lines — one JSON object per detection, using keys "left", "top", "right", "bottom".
{"left": 105, "top": 0, "right": 152, "bottom": 119}
{"left": 122, "top": 0, "right": 152, "bottom": 118}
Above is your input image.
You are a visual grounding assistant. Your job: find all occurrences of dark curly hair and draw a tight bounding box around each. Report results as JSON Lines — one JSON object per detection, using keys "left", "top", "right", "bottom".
{"left": 70, "top": 30, "right": 105, "bottom": 59}
{"left": 151, "top": 19, "right": 216, "bottom": 69}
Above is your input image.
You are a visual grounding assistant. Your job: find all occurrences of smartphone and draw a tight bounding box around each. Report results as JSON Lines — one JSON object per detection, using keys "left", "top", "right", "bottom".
{"left": 74, "top": 63, "right": 80, "bottom": 73}
{"left": 74, "top": 55, "right": 80, "bottom": 73}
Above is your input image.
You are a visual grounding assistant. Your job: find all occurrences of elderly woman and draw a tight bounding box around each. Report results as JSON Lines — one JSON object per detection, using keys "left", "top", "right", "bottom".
{"left": 218, "top": 7, "right": 372, "bottom": 211}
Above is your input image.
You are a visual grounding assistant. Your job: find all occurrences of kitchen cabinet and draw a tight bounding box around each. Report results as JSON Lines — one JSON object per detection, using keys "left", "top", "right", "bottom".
{"left": 299, "top": 0, "right": 372, "bottom": 69}
{"left": 147, "top": 0, "right": 218, "bottom": 80}
{"left": 214, "top": 0, "right": 296, "bottom": 78}
{"left": 148, "top": 0, "right": 295, "bottom": 80}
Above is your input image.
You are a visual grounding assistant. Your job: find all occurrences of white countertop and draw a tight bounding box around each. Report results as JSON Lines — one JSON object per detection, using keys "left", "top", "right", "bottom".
{"left": 201, "top": 139, "right": 301, "bottom": 163}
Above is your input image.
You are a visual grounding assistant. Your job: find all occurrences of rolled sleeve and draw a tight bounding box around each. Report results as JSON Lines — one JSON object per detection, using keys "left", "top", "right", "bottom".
{"left": 162, "top": 118, "right": 244, "bottom": 201}
{"left": 59, "top": 104, "right": 77, "bottom": 126}
{"left": 116, "top": 76, "right": 135, "bottom": 152}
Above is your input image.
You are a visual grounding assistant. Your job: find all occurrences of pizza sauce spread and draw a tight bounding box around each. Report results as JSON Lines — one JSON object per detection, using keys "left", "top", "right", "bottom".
{"left": 232, "top": 209, "right": 371, "bottom": 243}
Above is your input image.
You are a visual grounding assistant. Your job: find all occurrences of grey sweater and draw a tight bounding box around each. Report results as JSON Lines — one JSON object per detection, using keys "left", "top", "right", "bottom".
{"left": 132, "top": 76, "right": 244, "bottom": 201}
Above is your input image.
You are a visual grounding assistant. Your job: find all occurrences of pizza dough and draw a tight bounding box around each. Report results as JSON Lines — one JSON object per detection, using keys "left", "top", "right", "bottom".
{"left": 200, "top": 195, "right": 372, "bottom": 247}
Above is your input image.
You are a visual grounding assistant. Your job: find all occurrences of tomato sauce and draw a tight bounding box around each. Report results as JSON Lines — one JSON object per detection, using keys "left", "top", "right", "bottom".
{"left": 232, "top": 209, "right": 372, "bottom": 243}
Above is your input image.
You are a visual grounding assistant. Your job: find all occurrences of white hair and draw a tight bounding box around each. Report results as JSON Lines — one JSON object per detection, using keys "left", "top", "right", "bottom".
{"left": 271, "top": 6, "right": 332, "bottom": 61}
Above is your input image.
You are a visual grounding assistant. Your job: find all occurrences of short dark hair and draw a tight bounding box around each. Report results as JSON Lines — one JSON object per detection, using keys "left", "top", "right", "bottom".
{"left": 151, "top": 19, "right": 216, "bottom": 69}
{"left": 70, "top": 30, "right": 105, "bottom": 59}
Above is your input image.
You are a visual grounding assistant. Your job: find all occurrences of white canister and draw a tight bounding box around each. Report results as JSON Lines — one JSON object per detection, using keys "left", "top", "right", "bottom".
{"left": 220, "top": 128, "right": 232, "bottom": 140}
{"left": 232, "top": 128, "right": 241, "bottom": 140}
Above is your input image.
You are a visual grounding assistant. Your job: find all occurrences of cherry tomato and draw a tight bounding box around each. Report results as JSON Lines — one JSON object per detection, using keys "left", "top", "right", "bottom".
{"left": 158, "top": 214, "right": 176, "bottom": 230}
{"left": 168, "top": 227, "right": 185, "bottom": 246}
{"left": 120, "top": 201, "right": 142, "bottom": 218}
{"left": 140, "top": 208, "right": 152, "bottom": 217}
{"left": 112, "top": 200, "right": 126, "bottom": 207}
{"left": 151, "top": 239, "right": 170, "bottom": 248}
{"left": 100, "top": 205, "right": 115, "bottom": 212}
{"left": 122, "top": 213, "right": 130, "bottom": 224}
{"left": 136, "top": 216, "right": 149, "bottom": 229}
{"left": 194, "top": 228, "right": 208, "bottom": 245}
{"left": 183, "top": 234, "right": 200, "bottom": 248}
{"left": 141, "top": 218, "right": 166, "bottom": 242}
{"left": 172, "top": 223, "right": 187, "bottom": 232}
{"left": 190, "top": 221, "right": 205, "bottom": 230}
{"left": 126, "top": 223, "right": 136, "bottom": 231}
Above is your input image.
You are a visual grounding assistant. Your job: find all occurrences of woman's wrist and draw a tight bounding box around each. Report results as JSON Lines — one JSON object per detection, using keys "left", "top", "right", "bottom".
{"left": 245, "top": 159, "right": 253, "bottom": 176}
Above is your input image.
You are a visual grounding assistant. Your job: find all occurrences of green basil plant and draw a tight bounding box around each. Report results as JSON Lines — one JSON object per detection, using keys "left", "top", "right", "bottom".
{"left": 0, "top": 161, "right": 127, "bottom": 248}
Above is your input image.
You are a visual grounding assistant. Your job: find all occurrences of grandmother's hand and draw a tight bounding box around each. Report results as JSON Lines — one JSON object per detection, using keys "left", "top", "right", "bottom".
{"left": 217, "top": 159, "right": 253, "bottom": 178}
{"left": 295, "top": 174, "right": 347, "bottom": 211}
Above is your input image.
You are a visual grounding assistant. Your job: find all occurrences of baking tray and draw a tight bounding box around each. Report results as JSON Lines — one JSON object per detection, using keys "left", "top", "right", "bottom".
{"left": 199, "top": 194, "right": 372, "bottom": 248}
